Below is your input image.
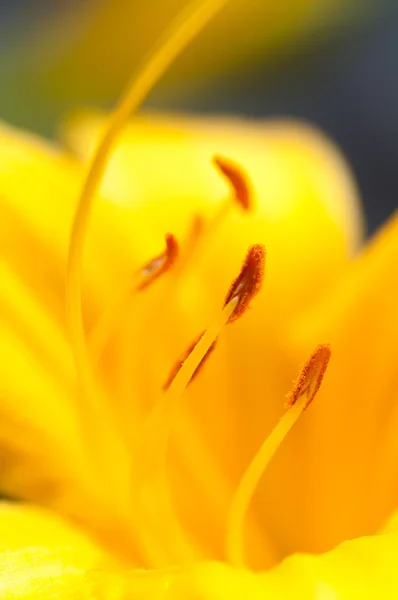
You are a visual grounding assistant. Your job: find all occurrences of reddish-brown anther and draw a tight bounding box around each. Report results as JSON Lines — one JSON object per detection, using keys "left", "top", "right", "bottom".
{"left": 224, "top": 244, "right": 266, "bottom": 324}
{"left": 213, "top": 155, "right": 252, "bottom": 211}
{"left": 137, "top": 233, "right": 179, "bottom": 291}
{"left": 287, "top": 344, "right": 331, "bottom": 410}
{"left": 163, "top": 332, "right": 217, "bottom": 391}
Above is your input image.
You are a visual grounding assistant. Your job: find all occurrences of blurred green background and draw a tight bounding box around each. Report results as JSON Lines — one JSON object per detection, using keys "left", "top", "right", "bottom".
{"left": 0, "top": 0, "right": 396, "bottom": 232}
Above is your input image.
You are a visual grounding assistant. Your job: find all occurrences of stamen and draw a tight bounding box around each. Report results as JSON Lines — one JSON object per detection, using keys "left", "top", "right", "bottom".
{"left": 224, "top": 244, "right": 265, "bottom": 324}
{"left": 89, "top": 235, "right": 179, "bottom": 363}
{"left": 164, "top": 244, "right": 265, "bottom": 399}
{"left": 213, "top": 155, "right": 253, "bottom": 212}
{"left": 226, "top": 343, "right": 331, "bottom": 566}
{"left": 65, "top": 0, "right": 231, "bottom": 409}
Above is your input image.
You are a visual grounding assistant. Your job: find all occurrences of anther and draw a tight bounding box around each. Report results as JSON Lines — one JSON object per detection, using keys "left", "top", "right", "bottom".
{"left": 213, "top": 155, "right": 252, "bottom": 211}
{"left": 224, "top": 244, "right": 265, "bottom": 324}
{"left": 137, "top": 234, "right": 179, "bottom": 290}
{"left": 287, "top": 344, "right": 331, "bottom": 411}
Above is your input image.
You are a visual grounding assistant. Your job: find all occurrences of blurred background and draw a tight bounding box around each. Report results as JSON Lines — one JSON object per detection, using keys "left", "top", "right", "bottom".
{"left": 0, "top": 0, "right": 396, "bottom": 234}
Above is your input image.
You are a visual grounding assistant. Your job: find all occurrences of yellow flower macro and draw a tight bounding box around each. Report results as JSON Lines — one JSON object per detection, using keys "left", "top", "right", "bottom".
{"left": 0, "top": 0, "right": 398, "bottom": 598}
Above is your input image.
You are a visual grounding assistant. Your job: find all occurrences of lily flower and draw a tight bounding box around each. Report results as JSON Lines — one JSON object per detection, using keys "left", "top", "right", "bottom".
{"left": 0, "top": 0, "right": 397, "bottom": 598}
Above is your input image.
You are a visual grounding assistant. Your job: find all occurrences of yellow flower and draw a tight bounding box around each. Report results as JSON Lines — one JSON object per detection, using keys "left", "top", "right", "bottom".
{"left": 1, "top": 0, "right": 398, "bottom": 598}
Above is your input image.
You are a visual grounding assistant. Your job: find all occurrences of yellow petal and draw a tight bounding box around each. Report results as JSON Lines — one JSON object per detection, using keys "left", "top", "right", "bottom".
{"left": 165, "top": 533, "right": 398, "bottom": 599}
{"left": 3, "top": 507, "right": 398, "bottom": 600}
{"left": 0, "top": 502, "right": 102, "bottom": 558}
{"left": 0, "top": 502, "right": 114, "bottom": 599}
{"left": 256, "top": 210, "right": 398, "bottom": 560}
{"left": 0, "top": 120, "right": 143, "bottom": 318}
{"left": 61, "top": 110, "right": 364, "bottom": 261}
